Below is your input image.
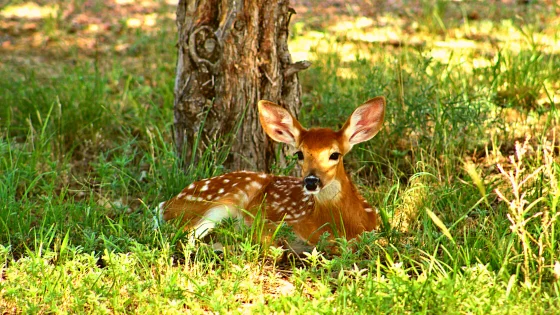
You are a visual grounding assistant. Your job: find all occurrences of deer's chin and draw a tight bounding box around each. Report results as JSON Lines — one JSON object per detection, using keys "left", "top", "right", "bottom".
{"left": 304, "top": 187, "right": 321, "bottom": 195}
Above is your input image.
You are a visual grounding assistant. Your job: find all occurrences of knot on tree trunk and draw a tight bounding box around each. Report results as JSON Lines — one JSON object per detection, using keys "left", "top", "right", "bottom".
{"left": 189, "top": 25, "right": 222, "bottom": 72}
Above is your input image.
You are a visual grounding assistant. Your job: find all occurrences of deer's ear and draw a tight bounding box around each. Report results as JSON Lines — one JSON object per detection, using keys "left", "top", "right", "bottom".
{"left": 341, "top": 96, "right": 385, "bottom": 150}
{"left": 258, "top": 100, "right": 303, "bottom": 147}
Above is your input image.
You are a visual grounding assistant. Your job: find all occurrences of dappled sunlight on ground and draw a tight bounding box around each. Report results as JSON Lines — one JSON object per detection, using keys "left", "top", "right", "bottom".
{"left": 0, "top": 0, "right": 176, "bottom": 57}
{"left": 2, "top": 0, "right": 559, "bottom": 73}
{"left": 2, "top": 0, "right": 558, "bottom": 140}
{"left": 1, "top": 0, "right": 559, "bottom": 187}
{"left": 286, "top": 1, "right": 560, "bottom": 123}
{"left": 0, "top": 2, "right": 59, "bottom": 19}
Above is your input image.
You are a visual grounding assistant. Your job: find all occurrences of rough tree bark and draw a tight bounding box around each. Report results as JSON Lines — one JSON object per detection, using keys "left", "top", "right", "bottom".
{"left": 174, "top": 0, "right": 310, "bottom": 171}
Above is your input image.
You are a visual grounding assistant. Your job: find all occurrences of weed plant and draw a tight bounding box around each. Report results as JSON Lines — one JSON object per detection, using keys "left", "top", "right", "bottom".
{"left": 1, "top": 0, "right": 560, "bottom": 313}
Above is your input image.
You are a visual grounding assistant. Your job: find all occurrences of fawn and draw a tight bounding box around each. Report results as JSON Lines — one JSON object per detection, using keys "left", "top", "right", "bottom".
{"left": 157, "top": 96, "right": 385, "bottom": 245}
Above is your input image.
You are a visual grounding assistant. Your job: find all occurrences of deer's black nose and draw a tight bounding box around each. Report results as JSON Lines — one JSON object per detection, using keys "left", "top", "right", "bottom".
{"left": 304, "top": 175, "right": 320, "bottom": 191}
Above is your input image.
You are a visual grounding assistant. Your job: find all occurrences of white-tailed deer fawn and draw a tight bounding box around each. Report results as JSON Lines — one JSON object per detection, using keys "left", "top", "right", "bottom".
{"left": 157, "top": 96, "right": 385, "bottom": 245}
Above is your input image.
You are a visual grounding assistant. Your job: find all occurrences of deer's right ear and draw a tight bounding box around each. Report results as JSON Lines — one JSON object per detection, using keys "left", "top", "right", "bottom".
{"left": 340, "top": 96, "right": 386, "bottom": 152}
{"left": 258, "top": 100, "right": 303, "bottom": 147}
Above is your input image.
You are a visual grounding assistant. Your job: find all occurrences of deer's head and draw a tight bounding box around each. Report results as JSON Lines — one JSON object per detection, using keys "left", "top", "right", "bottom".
{"left": 258, "top": 97, "right": 385, "bottom": 200}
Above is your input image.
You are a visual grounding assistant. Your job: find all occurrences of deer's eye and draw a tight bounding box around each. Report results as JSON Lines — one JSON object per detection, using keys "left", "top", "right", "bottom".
{"left": 295, "top": 151, "right": 304, "bottom": 161}
{"left": 329, "top": 152, "right": 341, "bottom": 160}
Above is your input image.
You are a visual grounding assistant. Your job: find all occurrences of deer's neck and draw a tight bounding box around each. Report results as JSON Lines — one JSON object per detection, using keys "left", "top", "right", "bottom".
{"left": 314, "top": 168, "right": 358, "bottom": 208}
{"left": 312, "top": 167, "right": 377, "bottom": 231}
{"left": 314, "top": 178, "right": 343, "bottom": 204}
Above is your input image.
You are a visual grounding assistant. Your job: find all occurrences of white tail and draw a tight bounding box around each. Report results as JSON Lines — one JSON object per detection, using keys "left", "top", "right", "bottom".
{"left": 158, "top": 96, "right": 386, "bottom": 245}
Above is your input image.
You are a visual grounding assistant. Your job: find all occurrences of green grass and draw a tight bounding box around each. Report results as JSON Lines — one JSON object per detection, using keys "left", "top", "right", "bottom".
{"left": 1, "top": 0, "right": 560, "bottom": 313}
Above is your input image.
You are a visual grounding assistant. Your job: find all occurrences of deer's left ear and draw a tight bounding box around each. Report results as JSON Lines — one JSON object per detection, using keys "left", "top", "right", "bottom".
{"left": 341, "top": 96, "right": 385, "bottom": 151}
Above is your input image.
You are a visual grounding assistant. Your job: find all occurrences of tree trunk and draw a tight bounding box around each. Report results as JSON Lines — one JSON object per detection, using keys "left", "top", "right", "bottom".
{"left": 173, "top": 0, "right": 309, "bottom": 172}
